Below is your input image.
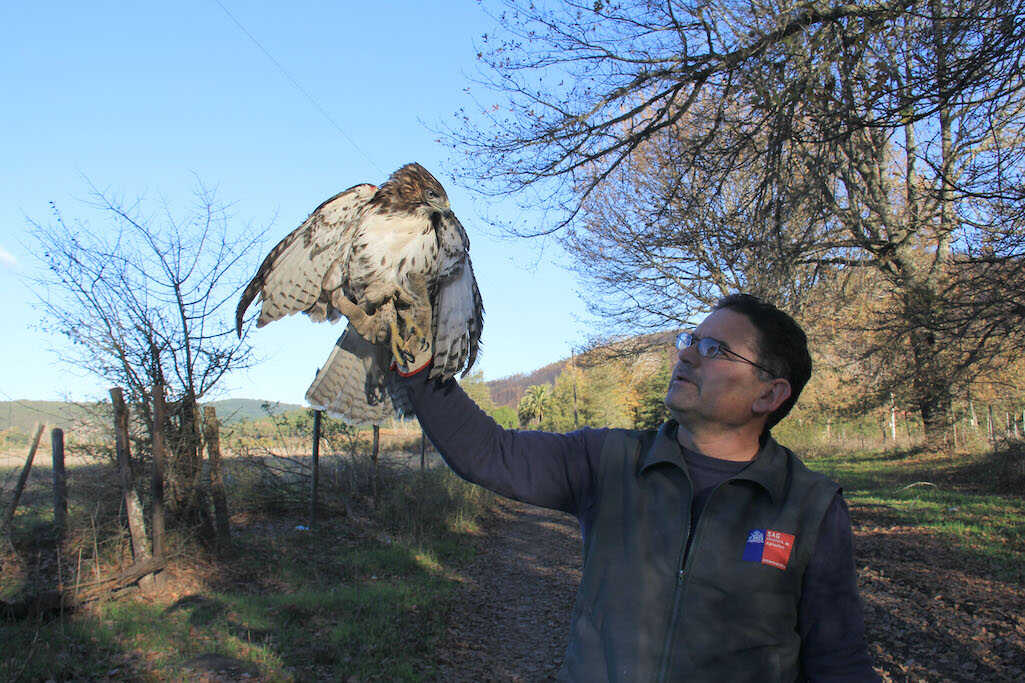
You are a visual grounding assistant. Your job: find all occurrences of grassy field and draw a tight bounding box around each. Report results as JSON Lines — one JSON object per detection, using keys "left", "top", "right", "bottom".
{"left": 800, "top": 440, "right": 1025, "bottom": 585}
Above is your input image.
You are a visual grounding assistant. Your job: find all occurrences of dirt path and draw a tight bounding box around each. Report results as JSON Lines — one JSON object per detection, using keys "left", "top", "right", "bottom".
{"left": 435, "top": 497, "right": 582, "bottom": 682}
{"left": 436, "top": 499, "right": 1025, "bottom": 682}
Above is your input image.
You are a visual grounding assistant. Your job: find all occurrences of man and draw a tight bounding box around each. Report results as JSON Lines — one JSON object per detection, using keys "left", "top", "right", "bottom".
{"left": 398, "top": 294, "right": 877, "bottom": 681}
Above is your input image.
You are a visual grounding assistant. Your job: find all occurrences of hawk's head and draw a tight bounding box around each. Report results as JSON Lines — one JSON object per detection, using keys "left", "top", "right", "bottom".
{"left": 374, "top": 163, "right": 449, "bottom": 214}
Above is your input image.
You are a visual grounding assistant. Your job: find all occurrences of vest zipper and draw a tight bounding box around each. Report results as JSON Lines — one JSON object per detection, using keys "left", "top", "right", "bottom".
{"left": 656, "top": 479, "right": 729, "bottom": 681}
{"left": 656, "top": 507, "right": 690, "bottom": 682}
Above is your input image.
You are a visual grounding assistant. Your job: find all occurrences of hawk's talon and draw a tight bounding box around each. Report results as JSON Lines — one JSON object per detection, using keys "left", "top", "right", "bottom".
{"left": 389, "top": 335, "right": 405, "bottom": 369}
{"left": 404, "top": 321, "right": 425, "bottom": 343}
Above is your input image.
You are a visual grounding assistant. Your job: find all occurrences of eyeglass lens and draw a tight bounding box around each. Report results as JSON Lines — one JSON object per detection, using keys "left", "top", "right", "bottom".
{"left": 677, "top": 333, "right": 722, "bottom": 358}
{"left": 696, "top": 337, "right": 721, "bottom": 358}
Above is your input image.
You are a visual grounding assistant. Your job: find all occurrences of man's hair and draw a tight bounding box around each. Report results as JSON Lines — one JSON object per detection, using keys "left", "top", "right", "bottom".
{"left": 713, "top": 293, "right": 812, "bottom": 430}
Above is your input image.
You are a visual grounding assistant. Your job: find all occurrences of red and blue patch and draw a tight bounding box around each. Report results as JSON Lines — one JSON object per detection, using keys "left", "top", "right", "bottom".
{"left": 742, "top": 529, "right": 796, "bottom": 570}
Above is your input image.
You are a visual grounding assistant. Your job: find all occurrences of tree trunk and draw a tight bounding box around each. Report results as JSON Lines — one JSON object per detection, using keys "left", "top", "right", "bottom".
{"left": 170, "top": 392, "right": 214, "bottom": 539}
{"left": 988, "top": 405, "right": 995, "bottom": 447}
{"left": 420, "top": 430, "right": 426, "bottom": 472}
{"left": 909, "top": 335, "right": 952, "bottom": 450}
{"left": 904, "top": 281, "right": 952, "bottom": 450}
{"left": 889, "top": 394, "right": 897, "bottom": 442}
{"left": 916, "top": 384, "right": 951, "bottom": 451}
{"left": 179, "top": 391, "right": 202, "bottom": 503}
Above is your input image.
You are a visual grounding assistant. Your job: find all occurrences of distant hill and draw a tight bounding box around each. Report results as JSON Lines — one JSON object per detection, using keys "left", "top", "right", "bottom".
{"left": 0, "top": 400, "right": 107, "bottom": 435}
{"left": 0, "top": 398, "right": 306, "bottom": 436}
{"left": 485, "top": 330, "right": 677, "bottom": 408}
{"left": 487, "top": 359, "right": 568, "bottom": 408}
{"left": 204, "top": 399, "right": 306, "bottom": 424}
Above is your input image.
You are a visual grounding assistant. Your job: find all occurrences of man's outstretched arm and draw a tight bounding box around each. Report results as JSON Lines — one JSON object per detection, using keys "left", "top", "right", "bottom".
{"left": 399, "top": 372, "right": 607, "bottom": 517}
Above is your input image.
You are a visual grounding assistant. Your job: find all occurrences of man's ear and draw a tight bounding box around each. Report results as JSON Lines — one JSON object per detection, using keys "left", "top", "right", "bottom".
{"left": 752, "top": 378, "right": 791, "bottom": 416}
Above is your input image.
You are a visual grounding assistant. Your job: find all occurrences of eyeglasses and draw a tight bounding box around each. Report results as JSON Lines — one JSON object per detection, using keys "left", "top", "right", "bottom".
{"left": 675, "top": 332, "right": 778, "bottom": 377}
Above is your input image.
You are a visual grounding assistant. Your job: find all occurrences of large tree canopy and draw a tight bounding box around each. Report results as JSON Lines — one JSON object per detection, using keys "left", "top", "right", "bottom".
{"left": 450, "top": 0, "right": 1025, "bottom": 445}
{"left": 453, "top": 0, "right": 1025, "bottom": 233}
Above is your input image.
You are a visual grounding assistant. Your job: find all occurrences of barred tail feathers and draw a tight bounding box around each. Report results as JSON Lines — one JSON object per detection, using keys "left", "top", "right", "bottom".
{"left": 306, "top": 325, "right": 412, "bottom": 425}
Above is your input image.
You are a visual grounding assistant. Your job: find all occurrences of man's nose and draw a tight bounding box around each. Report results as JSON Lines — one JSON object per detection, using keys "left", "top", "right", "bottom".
{"left": 677, "top": 343, "right": 699, "bottom": 365}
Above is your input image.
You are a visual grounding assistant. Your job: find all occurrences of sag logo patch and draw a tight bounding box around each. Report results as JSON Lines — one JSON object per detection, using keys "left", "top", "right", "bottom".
{"left": 742, "top": 529, "right": 796, "bottom": 570}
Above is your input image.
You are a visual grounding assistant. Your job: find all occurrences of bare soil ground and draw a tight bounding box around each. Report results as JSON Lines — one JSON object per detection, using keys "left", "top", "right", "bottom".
{"left": 434, "top": 498, "right": 1025, "bottom": 682}
{"left": 852, "top": 503, "right": 1025, "bottom": 682}
{"left": 434, "top": 497, "right": 581, "bottom": 682}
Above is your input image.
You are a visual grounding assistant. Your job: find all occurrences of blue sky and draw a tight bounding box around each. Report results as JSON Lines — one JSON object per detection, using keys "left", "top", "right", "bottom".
{"left": 1, "top": 1, "right": 591, "bottom": 404}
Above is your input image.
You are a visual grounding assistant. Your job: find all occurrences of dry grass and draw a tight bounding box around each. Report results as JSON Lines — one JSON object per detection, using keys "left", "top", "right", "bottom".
{"left": 1, "top": 443, "right": 492, "bottom": 681}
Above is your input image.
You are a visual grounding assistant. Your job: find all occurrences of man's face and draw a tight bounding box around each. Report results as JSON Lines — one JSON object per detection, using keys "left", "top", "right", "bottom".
{"left": 665, "top": 308, "right": 776, "bottom": 431}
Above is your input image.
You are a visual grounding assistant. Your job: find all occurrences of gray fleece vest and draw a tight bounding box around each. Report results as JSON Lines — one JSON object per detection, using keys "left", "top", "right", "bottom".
{"left": 559, "top": 422, "right": 839, "bottom": 682}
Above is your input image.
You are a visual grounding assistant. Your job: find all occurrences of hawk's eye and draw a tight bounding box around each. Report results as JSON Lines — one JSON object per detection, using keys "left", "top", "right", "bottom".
{"left": 426, "top": 189, "right": 441, "bottom": 201}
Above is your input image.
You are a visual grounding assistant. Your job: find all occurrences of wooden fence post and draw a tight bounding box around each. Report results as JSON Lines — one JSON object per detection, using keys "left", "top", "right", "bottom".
{"left": 889, "top": 394, "right": 897, "bottom": 442}
{"left": 2, "top": 422, "right": 45, "bottom": 534}
{"left": 151, "top": 382, "right": 167, "bottom": 561}
{"left": 52, "top": 428, "right": 67, "bottom": 535}
{"left": 202, "top": 406, "right": 231, "bottom": 549}
{"left": 371, "top": 424, "right": 381, "bottom": 507}
{"left": 988, "top": 404, "right": 996, "bottom": 449}
{"left": 310, "top": 410, "right": 322, "bottom": 529}
{"left": 110, "top": 388, "right": 153, "bottom": 579}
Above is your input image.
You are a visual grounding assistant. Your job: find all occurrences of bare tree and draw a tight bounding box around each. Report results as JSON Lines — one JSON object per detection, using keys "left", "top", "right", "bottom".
{"left": 28, "top": 180, "right": 264, "bottom": 512}
{"left": 449, "top": 0, "right": 1025, "bottom": 447}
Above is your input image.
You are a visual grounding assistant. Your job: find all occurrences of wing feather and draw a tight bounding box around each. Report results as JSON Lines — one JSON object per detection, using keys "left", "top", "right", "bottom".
{"left": 430, "top": 258, "right": 484, "bottom": 381}
{"left": 235, "top": 183, "right": 376, "bottom": 335}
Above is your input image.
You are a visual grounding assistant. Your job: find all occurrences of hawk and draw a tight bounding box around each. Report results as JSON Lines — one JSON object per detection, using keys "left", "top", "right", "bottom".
{"left": 236, "top": 163, "right": 483, "bottom": 424}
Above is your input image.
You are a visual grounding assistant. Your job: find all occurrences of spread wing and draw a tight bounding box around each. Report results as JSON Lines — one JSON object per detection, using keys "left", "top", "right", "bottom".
{"left": 235, "top": 183, "right": 377, "bottom": 335}
{"left": 429, "top": 257, "right": 484, "bottom": 381}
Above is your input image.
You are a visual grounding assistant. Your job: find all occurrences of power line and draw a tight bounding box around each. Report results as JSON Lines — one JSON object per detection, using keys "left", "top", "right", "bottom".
{"left": 211, "top": 0, "right": 383, "bottom": 175}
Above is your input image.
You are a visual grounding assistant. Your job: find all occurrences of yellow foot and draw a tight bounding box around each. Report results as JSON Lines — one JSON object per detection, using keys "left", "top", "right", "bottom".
{"left": 389, "top": 317, "right": 414, "bottom": 365}
{"left": 390, "top": 318, "right": 433, "bottom": 375}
